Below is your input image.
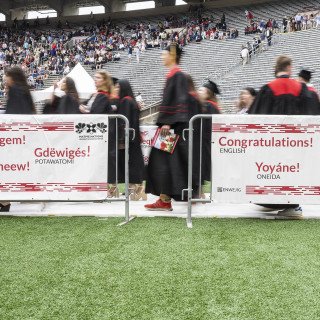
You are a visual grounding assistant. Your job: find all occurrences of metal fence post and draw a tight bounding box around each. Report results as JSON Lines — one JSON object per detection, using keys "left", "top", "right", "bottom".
{"left": 187, "top": 115, "right": 213, "bottom": 228}
{"left": 116, "top": 114, "right": 136, "bottom": 226}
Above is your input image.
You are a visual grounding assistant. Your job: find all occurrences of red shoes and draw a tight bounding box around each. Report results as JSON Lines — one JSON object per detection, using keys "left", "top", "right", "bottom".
{"left": 144, "top": 199, "right": 173, "bottom": 211}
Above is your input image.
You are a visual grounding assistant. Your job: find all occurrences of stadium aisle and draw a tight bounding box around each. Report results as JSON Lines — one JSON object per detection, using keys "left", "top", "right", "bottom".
{"left": 5, "top": 195, "right": 320, "bottom": 219}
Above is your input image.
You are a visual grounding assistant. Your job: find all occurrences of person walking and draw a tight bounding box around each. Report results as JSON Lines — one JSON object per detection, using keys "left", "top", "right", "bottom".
{"left": 249, "top": 55, "right": 320, "bottom": 216}
{"left": 50, "top": 77, "right": 80, "bottom": 114}
{"left": 1, "top": 67, "right": 36, "bottom": 212}
{"left": 113, "top": 79, "right": 146, "bottom": 200}
{"left": 80, "top": 71, "right": 117, "bottom": 197}
{"left": 197, "top": 81, "right": 221, "bottom": 191}
{"left": 135, "top": 46, "right": 140, "bottom": 63}
{"left": 297, "top": 68, "right": 320, "bottom": 110}
{"left": 241, "top": 45, "right": 249, "bottom": 66}
{"left": 128, "top": 46, "right": 133, "bottom": 63}
{"left": 145, "top": 44, "right": 200, "bottom": 211}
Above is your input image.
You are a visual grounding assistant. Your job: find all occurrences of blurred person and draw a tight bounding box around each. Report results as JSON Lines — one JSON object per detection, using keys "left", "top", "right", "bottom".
{"left": 298, "top": 68, "right": 319, "bottom": 96}
{"left": 197, "top": 81, "right": 220, "bottom": 189}
{"left": 112, "top": 79, "right": 146, "bottom": 200}
{"left": 245, "top": 10, "right": 249, "bottom": 22}
{"left": 298, "top": 68, "right": 320, "bottom": 110}
{"left": 80, "top": 71, "right": 116, "bottom": 197}
{"left": 283, "top": 16, "right": 288, "bottom": 32}
{"left": 5, "top": 67, "right": 36, "bottom": 115}
{"left": 136, "top": 92, "right": 144, "bottom": 109}
{"left": 80, "top": 71, "right": 113, "bottom": 114}
{"left": 310, "top": 12, "right": 315, "bottom": 28}
{"left": 186, "top": 75, "right": 205, "bottom": 199}
{"left": 316, "top": 12, "right": 320, "bottom": 29}
{"left": 249, "top": 56, "right": 317, "bottom": 116}
{"left": 135, "top": 46, "right": 140, "bottom": 63}
{"left": 128, "top": 46, "right": 133, "bottom": 63}
{"left": 249, "top": 55, "right": 320, "bottom": 217}
{"left": 237, "top": 87, "right": 257, "bottom": 114}
{"left": 266, "top": 27, "right": 272, "bottom": 46}
{"left": 241, "top": 45, "right": 249, "bottom": 66}
{"left": 145, "top": 44, "right": 199, "bottom": 211}
{"left": 1, "top": 66, "right": 36, "bottom": 212}
{"left": 295, "top": 12, "right": 302, "bottom": 31}
{"left": 52, "top": 77, "right": 81, "bottom": 114}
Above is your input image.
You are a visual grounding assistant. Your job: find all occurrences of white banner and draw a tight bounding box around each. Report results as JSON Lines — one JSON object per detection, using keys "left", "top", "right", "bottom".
{"left": 211, "top": 115, "right": 320, "bottom": 204}
{"left": 0, "top": 115, "right": 109, "bottom": 201}
{"left": 139, "top": 125, "right": 158, "bottom": 165}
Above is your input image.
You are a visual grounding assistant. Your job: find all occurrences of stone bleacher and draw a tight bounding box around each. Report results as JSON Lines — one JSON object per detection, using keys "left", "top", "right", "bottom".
{"left": 100, "top": 0, "right": 320, "bottom": 114}
{"left": 3, "top": 0, "right": 319, "bottom": 116}
{"left": 220, "top": 28, "right": 320, "bottom": 109}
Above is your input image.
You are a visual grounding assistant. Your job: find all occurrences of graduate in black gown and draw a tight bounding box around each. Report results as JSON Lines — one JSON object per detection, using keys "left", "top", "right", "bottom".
{"left": 248, "top": 55, "right": 320, "bottom": 217}
{"left": 248, "top": 56, "right": 317, "bottom": 116}
{"left": 197, "top": 81, "right": 221, "bottom": 192}
{"left": 113, "top": 79, "right": 146, "bottom": 200}
{"left": 5, "top": 67, "right": 36, "bottom": 115}
{"left": 297, "top": 68, "right": 320, "bottom": 113}
{"left": 80, "top": 71, "right": 114, "bottom": 115}
{"left": 145, "top": 44, "right": 200, "bottom": 211}
{"left": 80, "top": 71, "right": 116, "bottom": 197}
{"left": 1, "top": 66, "right": 35, "bottom": 212}
{"left": 46, "top": 77, "right": 80, "bottom": 114}
{"left": 186, "top": 75, "right": 204, "bottom": 196}
{"left": 56, "top": 77, "right": 80, "bottom": 114}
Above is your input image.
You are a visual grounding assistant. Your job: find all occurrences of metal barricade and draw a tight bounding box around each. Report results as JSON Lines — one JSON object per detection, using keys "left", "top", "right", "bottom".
{"left": 183, "top": 115, "right": 213, "bottom": 228}
{"left": 111, "top": 114, "right": 136, "bottom": 226}
{"left": 0, "top": 114, "right": 134, "bottom": 226}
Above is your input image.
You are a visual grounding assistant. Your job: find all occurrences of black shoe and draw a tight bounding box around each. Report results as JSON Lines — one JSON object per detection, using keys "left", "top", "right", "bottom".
{"left": 0, "top": 204, "right": 11, "bottom": 212}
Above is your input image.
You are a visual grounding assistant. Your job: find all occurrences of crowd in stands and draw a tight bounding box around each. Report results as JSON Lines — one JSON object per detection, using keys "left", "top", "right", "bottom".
{"left": 245, "top": 10, "right": 320, "bottom": 35}
{"left": 282, "top": 11, "right": 320, "bottom": 32}
{"left": 2, "top": 3, "right": 317, "bottom": 96}
{"left": 0, "top": 6, "right": 241, "bottom": 93}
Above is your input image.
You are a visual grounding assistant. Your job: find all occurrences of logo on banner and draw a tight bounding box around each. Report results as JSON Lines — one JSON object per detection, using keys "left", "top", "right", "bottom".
{"left": 75, "top": 122, "right": 107, "bottom": 140}
{"left": 217, "top": 187, "right": 241, "bottom": 193}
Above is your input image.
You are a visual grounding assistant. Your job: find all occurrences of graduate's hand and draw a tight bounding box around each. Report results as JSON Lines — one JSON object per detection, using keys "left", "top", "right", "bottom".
{"left": 53, "top": 80, "right": 59, "bottom": 89}
{"left": 160, "top": 125, "right": 171, "bottom": 136}
{"left": 79, "top": 105, "right": 89, "bottom": 114}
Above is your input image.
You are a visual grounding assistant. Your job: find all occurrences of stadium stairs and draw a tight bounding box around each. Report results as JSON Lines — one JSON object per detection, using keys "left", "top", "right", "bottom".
{"left": 96, "top": 0, "right": 320, "bottom": 121}
{"left": 219, "top": 28, "right": 320, "bottom": 111}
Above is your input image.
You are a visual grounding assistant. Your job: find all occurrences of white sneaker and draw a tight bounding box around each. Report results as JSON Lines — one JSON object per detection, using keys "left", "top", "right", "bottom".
{"left": 277, "top": 206, "right": 302, "bottom": 217}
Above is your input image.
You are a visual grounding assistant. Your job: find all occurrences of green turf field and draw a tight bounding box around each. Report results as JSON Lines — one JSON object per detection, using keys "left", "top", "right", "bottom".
{"left": 0, "top": 217, "right": 319, "bottom": 320}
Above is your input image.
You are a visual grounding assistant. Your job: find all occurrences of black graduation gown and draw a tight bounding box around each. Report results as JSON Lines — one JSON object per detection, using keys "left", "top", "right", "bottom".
{"left": 202, "top": 101, "right": 220, "bottom": 182}
{"left": 248, "top": 76, "right": 318, "bottom": 209}
{"left": 306, "top": 87, "right": 320, "bottom": 115}
{"left": 90, "top": 92, "right": 113, "bottom": 114}
{"left": 115, "top": 97, "right": 145, "bottom": 184}
{"left": 6, "top": 86, "right": 34, "bottom": 114}
{"left": 57, "top": 94, "right": 80, "bottom": 114}
{"left": 248, "top": 76, "right": 319, "bottom": 115}
{"left": 43, "top": 96, "right": 59, "bottom": 114}
{"left": 89, "top": 92, "right": 116, "bottom": 183}
{"left": 146, "top": 67, "right": 199, "bottom": 200}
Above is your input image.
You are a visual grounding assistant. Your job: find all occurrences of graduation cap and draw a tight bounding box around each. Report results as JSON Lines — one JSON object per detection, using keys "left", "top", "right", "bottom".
{"left": 298, "top": 68, "right": 314, "bottom": 82}
{"left": 203, "top": 80, "right": 220, "bottom": 95}
{"left": 165, "top": 43, "right": 183, "bottom": 60}
{"left": 111, "top": 77, "right": 119, "bottom": 85}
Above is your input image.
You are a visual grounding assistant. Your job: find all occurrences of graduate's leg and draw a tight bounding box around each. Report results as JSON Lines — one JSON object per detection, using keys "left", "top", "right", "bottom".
{"left": 0, "top": 202, "right": 11, "bottom": 212}
{"left": 144, "top": 194, "right": 173, "bottom": 211}
{"left": 160, "top": 194, "right": 171, "bottom": 203}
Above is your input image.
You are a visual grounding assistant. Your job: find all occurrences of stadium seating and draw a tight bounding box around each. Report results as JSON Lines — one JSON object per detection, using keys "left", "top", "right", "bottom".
{"left": 100, "top": 0, "right": 320, "bottom": 114}
{"left": 2, "top": 0, "right": 320, "bottom": 116}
